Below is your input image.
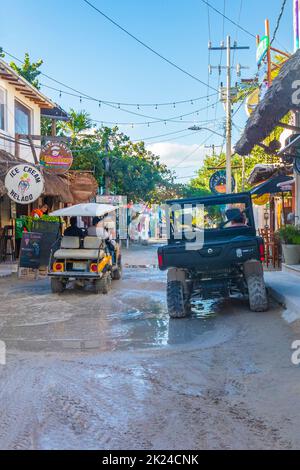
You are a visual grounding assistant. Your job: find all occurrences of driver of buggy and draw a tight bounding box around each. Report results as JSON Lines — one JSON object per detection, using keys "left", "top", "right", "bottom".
{"left": 223, "top": 208, "right": 247, "bottom": 228}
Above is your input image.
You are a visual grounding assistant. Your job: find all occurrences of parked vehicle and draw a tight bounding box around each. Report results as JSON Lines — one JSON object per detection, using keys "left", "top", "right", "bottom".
{"left": 48, "top": 204, "right": 122, "bottom": 294}
{"left": 158, "top": 192, "right": 268, "bottom": 318}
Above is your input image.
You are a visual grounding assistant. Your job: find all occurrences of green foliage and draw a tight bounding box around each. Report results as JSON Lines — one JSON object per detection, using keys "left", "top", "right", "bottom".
{"left": 10, "top": 53, "right": 43, "bottom": 89}
{"left": 276, "top": 225, "right": 300, "bottom": 245}
{"left": 0, "top": 47, "right": 5, "bottom": 59}
{"left": 40, "top": 215, "right": 60, "bottom": 223}
{"left": 60, "top": 109, "right": 93, "bottom": 138}
{"left": 54, "top": 110, "right": 173, "bottom": 202}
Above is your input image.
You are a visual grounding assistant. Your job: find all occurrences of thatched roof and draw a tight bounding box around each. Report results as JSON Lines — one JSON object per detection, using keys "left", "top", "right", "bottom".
{"left": 0, "top": 150, "right": 20, "bottom": 196}
{"left": 235, "top": 49, "right": 300, "bottom": 156}
{"left": 43, "top": 172, "right": 74, "bottom": 203}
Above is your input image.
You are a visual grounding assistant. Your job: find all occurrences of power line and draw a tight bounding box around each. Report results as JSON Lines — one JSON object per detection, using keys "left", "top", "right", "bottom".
{"left": 173, "top": 132, "right": 219, "bottom": 169}
{"left": 200, "top": 0, "right": 256, "bottom": 39}
{"left": 3, "top": 49, "right": 219, "bottom": 126}
{"left": 270, "top": 0, "right": 288, "bottom": 46}
{"left": 82, "top": 0, "right": 218, "bottom": 91}
{"left": 232, "top": 0, "right": 244, "bottom": 65}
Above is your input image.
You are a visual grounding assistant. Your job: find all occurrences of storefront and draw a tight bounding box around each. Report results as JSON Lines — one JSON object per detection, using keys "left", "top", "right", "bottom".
{"left": 236, "top": 49, "right": 300, "bottom": 270}
{"left": 0, "top": 149, "right": 98, "bottom": 261}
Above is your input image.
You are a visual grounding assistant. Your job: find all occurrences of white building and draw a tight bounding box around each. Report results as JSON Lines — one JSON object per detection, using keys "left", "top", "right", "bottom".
{"left": 0, "top": 58, "right": 54, "bottom": 162}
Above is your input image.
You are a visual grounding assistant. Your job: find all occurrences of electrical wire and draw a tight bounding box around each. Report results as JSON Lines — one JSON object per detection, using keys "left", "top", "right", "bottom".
{"left": 173, "top": 131, "right": 220, "bottom": 169}
{"left": 3, "top": 49, "right": 219, "bottom": 126}
{"left": 200, "top": 0, "right": 256, "bottom": 39}
{"left": 232, "top": 0, "right": 243, "bottom": 65}
{"left": 82, "top": 0, "right": 218, "bottom": 91}
{"left": 270, "top": 0, "right": 288, "bottom": 46}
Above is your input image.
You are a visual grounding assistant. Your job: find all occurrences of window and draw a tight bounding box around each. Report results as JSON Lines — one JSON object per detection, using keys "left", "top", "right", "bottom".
{"left": 15, "top": 100, "right": 31, "bottom": 135}
{"left": 0, "top": 87, "right": 6, "bottom": 131}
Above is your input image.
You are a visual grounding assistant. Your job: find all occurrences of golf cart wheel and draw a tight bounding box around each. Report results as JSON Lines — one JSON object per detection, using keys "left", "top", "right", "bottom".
{"left": 112, "top": 265, "right": 122, "bottom": 280}
{"left": 94, "top": 274, "right": 111, "bottom": 294}
{"left": 167, "top": 280, "right": 190, "bottom": 319}
{"left": 51, "top": 278, "right": 65, "bottom": 294}
{"left": 247, "top": 274, "right": 269, "bottom": 312}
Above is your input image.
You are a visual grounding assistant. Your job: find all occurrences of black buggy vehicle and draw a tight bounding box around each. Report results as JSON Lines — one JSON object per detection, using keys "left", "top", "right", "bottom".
{"left": 158, "top": 192, "right": 268, "bottom": 318}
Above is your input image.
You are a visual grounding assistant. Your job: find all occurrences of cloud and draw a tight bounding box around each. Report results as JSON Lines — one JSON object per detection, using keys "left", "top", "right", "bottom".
{"left": 147, "top": 141, "right": 206, "bottom": 181}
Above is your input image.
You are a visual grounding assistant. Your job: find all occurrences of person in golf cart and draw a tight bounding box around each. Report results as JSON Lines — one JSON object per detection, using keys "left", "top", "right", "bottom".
{"left": 64, "top": 217, "right": 86, "bottom": 238}
{"left": 88, "top": 215, "right": 117, "bottom": 262}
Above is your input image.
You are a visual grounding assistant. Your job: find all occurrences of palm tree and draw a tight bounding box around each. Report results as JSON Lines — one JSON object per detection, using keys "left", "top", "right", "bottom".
{"left": 60, "top": 109, "right": 93, "bottom": 138}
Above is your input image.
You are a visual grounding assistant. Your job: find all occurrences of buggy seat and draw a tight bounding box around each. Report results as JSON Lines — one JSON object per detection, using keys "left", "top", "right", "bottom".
{"left": 54, "top": 236, "right": 105, "bottom": 260}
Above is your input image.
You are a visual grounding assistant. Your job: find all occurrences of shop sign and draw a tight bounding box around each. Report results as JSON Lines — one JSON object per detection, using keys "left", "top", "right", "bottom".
{"left": 256, "top": 35, "right": 269, "bottom": 66}
{"left": 209, "top": 170, "right": 236, "bottom": 194}
{"left": 5, "top": 164, "right": 44, "bottom": 205}
{"left": 252, "top": 194, "right": 270, "bottom": 206}
{"left": 19, "top": 232, "right": 43, "bottom": 269}
{"left": 40, "top": 141, "right": 73, "bottom": 174}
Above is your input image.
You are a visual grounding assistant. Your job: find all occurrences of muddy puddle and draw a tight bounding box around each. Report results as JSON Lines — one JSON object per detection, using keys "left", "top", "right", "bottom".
{"left": 0, "top": 269, "right": 221, "bottom": 353}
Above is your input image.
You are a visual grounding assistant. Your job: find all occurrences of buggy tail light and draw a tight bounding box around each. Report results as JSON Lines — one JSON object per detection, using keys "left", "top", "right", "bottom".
{"left": 90, "top": 263, "right": 98, "bottom": 273}
{"left": 259, "top": 240, "right": 265, "bottom": 262}
{"left": 53, "top": 262, "right": 64, "bottom": 272}
{"left": 158, "top": 253, "right": 164, "bottom": 268}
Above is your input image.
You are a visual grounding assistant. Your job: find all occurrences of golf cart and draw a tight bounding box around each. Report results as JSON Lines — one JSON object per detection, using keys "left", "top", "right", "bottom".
{"left": 48, "top": 203, "right": 122, "bottom": 294}
{"left": 158, "top": 192, "right": 268, "bottom": 318}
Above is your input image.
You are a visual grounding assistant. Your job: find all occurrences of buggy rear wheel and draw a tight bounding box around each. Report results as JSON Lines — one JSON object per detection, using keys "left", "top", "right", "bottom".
{"left": 167, "top": 280, "right": 190, "bottom": 318}
{"left": 51, "top": 278, "right": 65, "bottom": 294}
{"left": 94, "top": 273, "right": 111, "bottom": 294}
{"left": 247, "top": 274, "right": 268, "bottom": 312}
{"left": 112, "top": 265, "right": 122, "bottom": 280}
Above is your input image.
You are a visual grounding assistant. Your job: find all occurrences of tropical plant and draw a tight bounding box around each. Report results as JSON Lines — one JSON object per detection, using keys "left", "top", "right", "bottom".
{"left": 60, "top": 109, "right": 93, "bottom": 139}
{"left": 276, "top": 225, "right": 300, "bottom": 245}
{"left": 10, "top": 53, "right": 43, "bottom": 89}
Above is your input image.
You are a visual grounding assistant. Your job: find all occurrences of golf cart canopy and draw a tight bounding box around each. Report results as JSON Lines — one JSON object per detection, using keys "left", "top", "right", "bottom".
{"left": 50, "top": 203, "right": 117, "bottom": 218}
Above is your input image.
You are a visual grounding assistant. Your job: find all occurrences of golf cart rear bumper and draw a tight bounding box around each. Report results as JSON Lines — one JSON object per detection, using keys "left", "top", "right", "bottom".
{"left": 48, "top": 271, "right": 102, "bottom": 279}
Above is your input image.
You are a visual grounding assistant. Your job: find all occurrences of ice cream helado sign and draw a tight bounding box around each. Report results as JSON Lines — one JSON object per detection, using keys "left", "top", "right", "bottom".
{"left": 40, "top": 141, "right": 73, "bottom": 173}
{"left": 5, "top": 164, "right": 44, "bottom": 204}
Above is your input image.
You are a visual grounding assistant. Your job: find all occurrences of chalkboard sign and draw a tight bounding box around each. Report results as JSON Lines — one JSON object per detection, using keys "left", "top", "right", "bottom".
{"left": 19, "top": 233, "right": 43, "bottom": 269}
{"left": 19, "top": 231, "right": 60, "bottom": 269}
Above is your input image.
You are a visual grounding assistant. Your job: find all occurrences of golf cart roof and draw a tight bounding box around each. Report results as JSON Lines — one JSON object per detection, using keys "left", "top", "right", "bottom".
{"left": 50, "top": 203, "right": 117, "bottom": 218}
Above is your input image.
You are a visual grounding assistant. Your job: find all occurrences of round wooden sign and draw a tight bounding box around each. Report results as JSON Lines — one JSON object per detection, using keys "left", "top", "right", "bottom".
{"left": 40, "top": 141, "right": 73, "bottom": 174}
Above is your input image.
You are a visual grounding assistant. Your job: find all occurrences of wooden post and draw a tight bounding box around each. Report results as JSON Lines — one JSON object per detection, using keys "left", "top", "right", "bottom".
{"left": 51, "top": 119, "right": 56, "bottom": 137}
{"left": 265, "top": 19, "right": 272, "bottom": 87}
{"left": 15, "top": 133, "right": 20, "bottom": 159}
{"left": 28, "top": 135, "right": 39, "bottom": 164}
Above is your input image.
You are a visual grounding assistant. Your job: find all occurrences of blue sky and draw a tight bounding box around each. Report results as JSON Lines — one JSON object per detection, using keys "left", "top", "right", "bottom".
{"left": 0, "top": 0, "right": 294, "bottom": 180}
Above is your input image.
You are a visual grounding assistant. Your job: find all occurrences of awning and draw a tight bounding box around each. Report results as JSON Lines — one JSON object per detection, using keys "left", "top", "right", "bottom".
{"left": 235, "top": 49, "right": 300, "bottom": 156}
{"left": 250, "top": 175, "right": 294, "bottom": 196}
{"left": 248, "top": 164, "right": 279, "bottom": 186}
{"left": 277, "top": 178, "right": 296, "bottom": 191}
{"left": 41, "top": 105, "right": 70, "bottom": 122}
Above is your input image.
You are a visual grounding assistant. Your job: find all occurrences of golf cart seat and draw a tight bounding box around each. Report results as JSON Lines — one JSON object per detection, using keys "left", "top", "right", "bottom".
{"left": 54, "top": 236, "right": 105, "bottom": 260}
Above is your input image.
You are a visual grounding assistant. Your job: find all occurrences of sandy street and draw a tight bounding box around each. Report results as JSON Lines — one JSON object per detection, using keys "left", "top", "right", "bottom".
{"left": 0, "top": 243, "right": 299, "bottom": 450}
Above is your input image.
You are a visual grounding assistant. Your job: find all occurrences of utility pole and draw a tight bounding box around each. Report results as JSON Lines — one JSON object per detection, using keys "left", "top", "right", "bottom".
{"left": 209, "top": 37, "right": 249, "bottom": 193}
{"left": 226, "top": 35, "right": 232, "bottom": 195}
